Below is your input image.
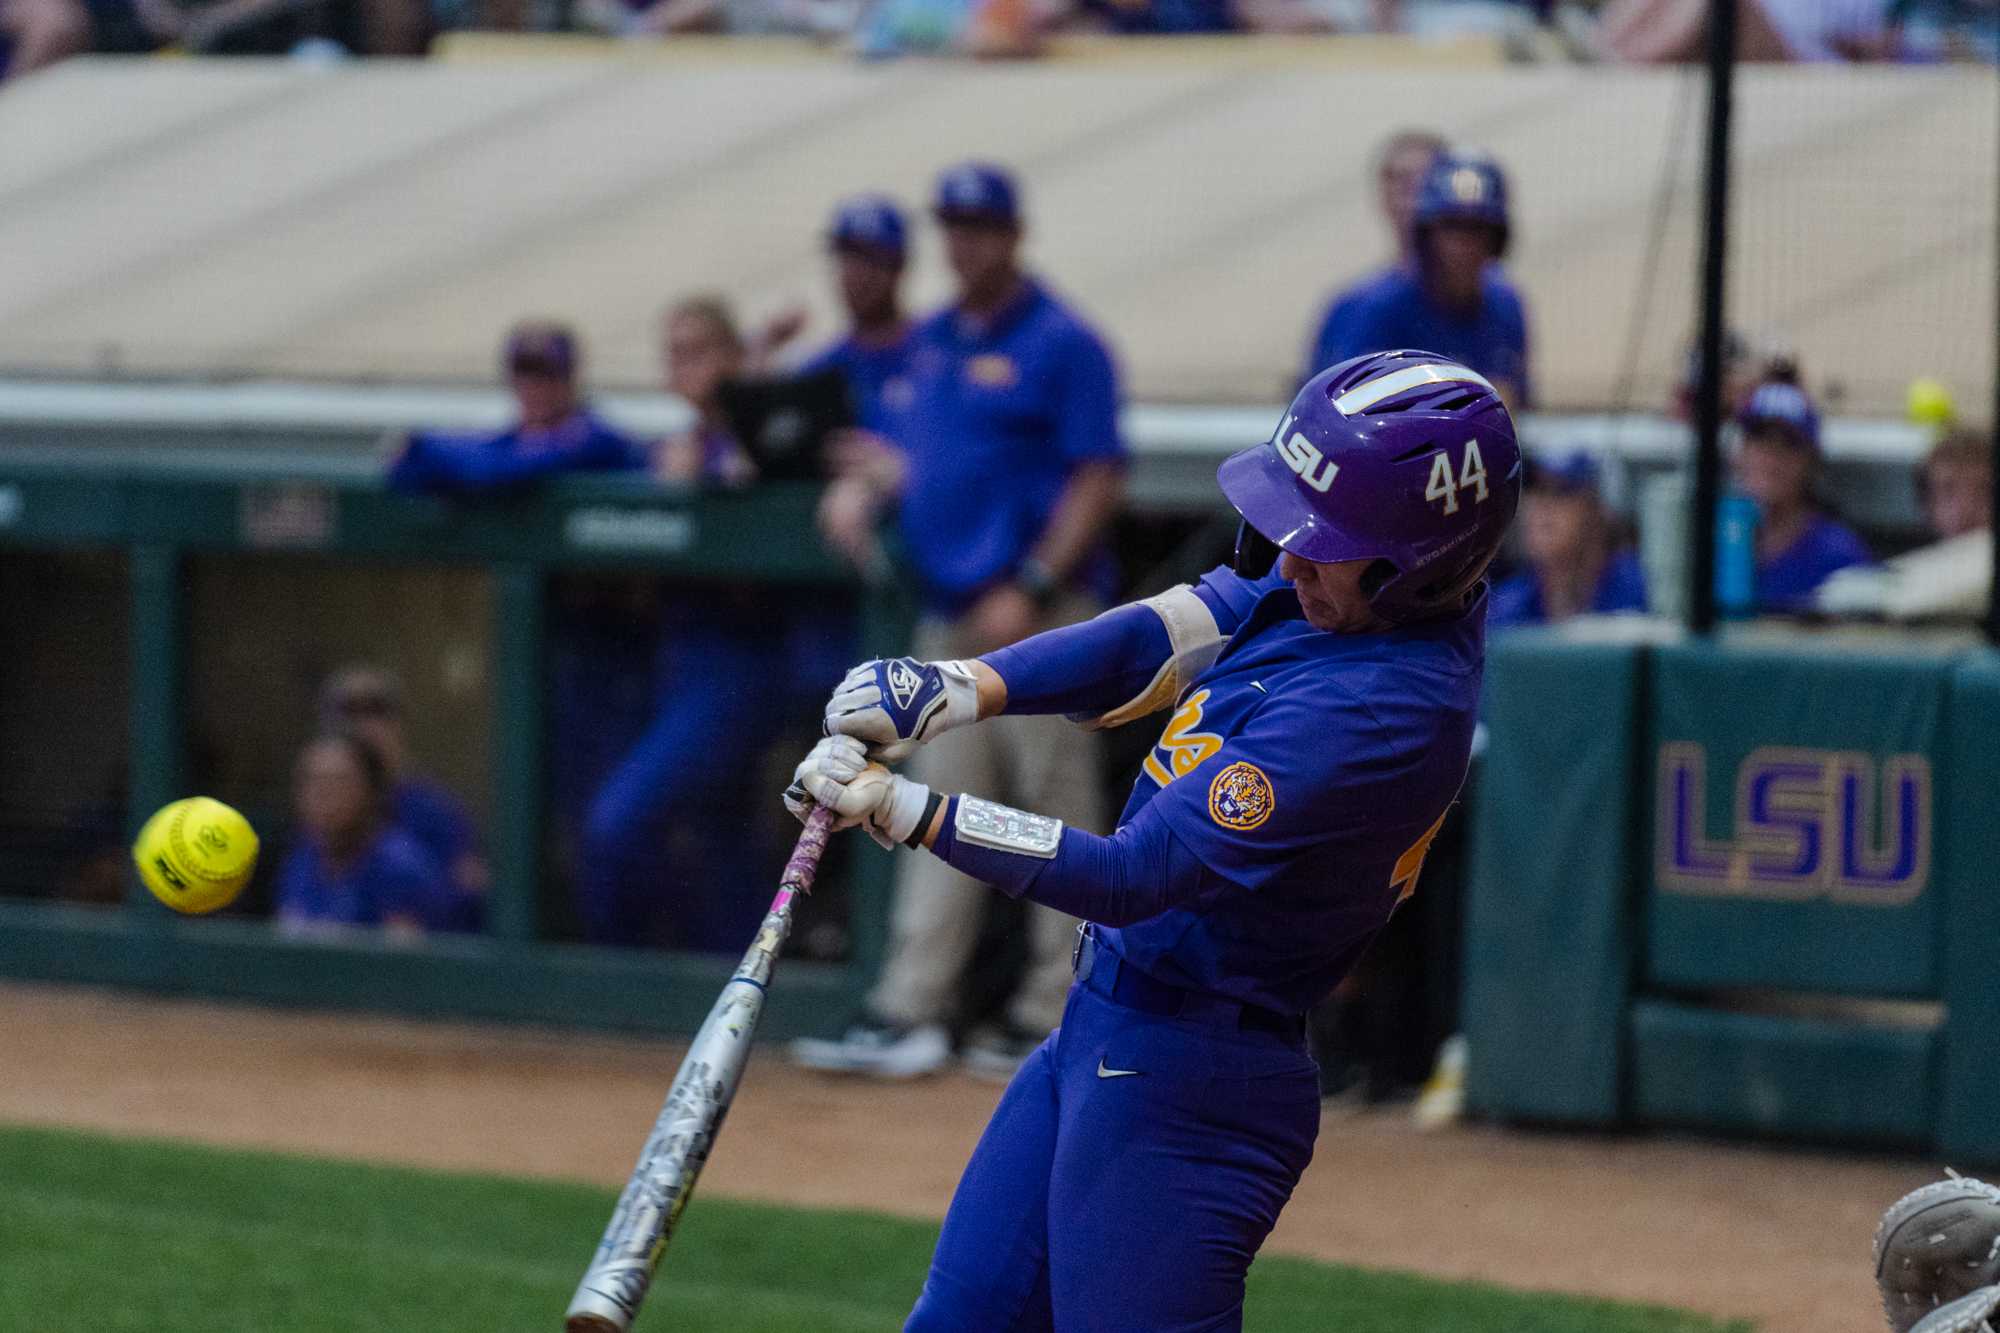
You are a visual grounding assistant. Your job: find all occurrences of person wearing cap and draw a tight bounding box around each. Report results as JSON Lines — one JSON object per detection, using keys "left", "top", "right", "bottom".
{"left": 1487, "top": 452, "right": 1648, "bottom": 628}
{"left": 804, "top": 196, "right": 920, "bottom": 571}
{"left": 318, "top": 665, "right": 487, "bottom": 932}
{"left": 385, "top": 320, "right": 646, "bottom": 495}
{"left": 1733, "top": 378, "right": 1873, "bottom": 611}
{"left": 1309, "top": 151, "right": 1531, "bottom": 409}
{"left": 1301, "top": 129, "right": 1446, "bottom": 386}
{"left": 792, "top": 160, "right": 1124, "bottom": 1082}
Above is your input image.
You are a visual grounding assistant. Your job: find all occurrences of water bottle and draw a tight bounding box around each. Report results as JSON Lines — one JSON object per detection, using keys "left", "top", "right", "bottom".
{"left": 1714, "top": 491, "right": 1759, "bottom": 616}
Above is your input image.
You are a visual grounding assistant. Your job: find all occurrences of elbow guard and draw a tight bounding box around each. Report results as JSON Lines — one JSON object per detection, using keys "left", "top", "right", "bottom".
{"left": 1072, "top": 585, "right": 1224, "bottom": 731}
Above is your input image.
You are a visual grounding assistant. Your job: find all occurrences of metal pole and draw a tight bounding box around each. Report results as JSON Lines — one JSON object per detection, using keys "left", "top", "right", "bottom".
{"left": 1988, "top": 65, "right": 2000, "bottom": 646}
{"left": 1687, "top": 0, "right": 1738, "bottom": 635}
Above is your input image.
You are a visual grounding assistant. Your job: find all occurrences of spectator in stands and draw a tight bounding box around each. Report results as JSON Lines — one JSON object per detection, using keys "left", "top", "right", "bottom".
{"left": 653, "top": 295, "right": 760, "bottom": 487}
{"left": 1488, "top": 453, "right": 1648, "bottom": 628}
{"left": 792, "top": 160, "right": 1123, "bottom": 1081}
{"left": 804, "top": 196, "right": 921, "bottom": 573}
{"left": 588, "top": 0, "right": 857, "bottom": 38}
{"left": 1302, "top": 128, "right": 1447, "bottom": 385}
{"left": 276, "top": 731, "right": 450, "bottom": 940}
{"left": 1732, "top": 378, "right": 1873, "bottom": 611}
{"left": 318, "top": 666, "right": 487, "bottom": 932}
{"left": 1816, "top": 429, "right": 1993, "bottom": 620}
{"left": 1670, "top": 329, "right": 1780, "bottom": 423}
{"left": 0, "top": 0, "right": 88, "bottom": 79}
{"left": 1921, "top": 428, "right": 1994, "bottom": 541}
{"left": 386, "top": 321, "right": 645, "bottom": 495}
{"left": 1597, "top": 0, "right": 1900, "bottom": 61}
{"left": 576, "top": 294, "right": 848, "bottom": 950}
{"left": 1309, "top": 151, "right": 1531, "bottom": 409}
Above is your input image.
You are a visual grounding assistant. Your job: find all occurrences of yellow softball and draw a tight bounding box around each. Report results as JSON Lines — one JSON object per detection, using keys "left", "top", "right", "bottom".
{"left": 132, "top": 797, "right": 259, "bottom": 915}
{"left": 1907, "top": 377, "right": 1956, "bottom": 428}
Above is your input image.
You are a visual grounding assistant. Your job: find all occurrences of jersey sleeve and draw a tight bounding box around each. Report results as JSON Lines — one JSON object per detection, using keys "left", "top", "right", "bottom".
{"left": 1052, "top": 325, "right": 1126, "bottom": 466}
{"left": 1146, "top": 689, "right": 1401, "bottom": 893}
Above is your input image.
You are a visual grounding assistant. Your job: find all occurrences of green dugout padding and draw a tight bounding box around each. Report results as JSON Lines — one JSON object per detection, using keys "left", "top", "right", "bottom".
{"left": 1940, "top": 652, "right": 2000, "bottom": 1163}
{"left": 1645, "top": 643, "right": 1948, "bottom": 997}
{"left": 1464, "top": 632, "right": 1644, "bottom": 1124}
{"left": 1630, "top": 1000, "right": 1936, "bottom": 1149}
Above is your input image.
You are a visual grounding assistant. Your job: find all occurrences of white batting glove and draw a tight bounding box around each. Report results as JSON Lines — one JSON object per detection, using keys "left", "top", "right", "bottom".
{"left": 784, "top": 735, "right": 934, "bottom": 850}
{"left": 824, "top": 657, "right": 981, "bottom": 762}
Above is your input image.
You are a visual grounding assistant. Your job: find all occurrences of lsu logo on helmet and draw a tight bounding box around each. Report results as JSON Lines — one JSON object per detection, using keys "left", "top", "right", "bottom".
{"left": 1208, "top": 761, "right": 1275, "bottom": 831}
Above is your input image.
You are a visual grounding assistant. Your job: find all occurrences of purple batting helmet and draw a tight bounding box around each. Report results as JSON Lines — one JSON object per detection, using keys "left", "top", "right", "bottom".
{"left": 1218, "top": 349, "right": 1522, "bottom": 624}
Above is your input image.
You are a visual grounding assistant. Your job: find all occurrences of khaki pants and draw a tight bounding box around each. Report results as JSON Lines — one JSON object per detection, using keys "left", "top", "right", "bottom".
{"left": 866, "top": 606, "right": 1106, "bottom": 1035}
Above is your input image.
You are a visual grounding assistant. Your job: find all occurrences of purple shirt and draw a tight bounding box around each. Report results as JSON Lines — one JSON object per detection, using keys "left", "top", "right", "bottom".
{"left": 1309, "top": 265, "right": 1532, "bottom": 406}
{"left": 276, "top": 827, "right": 447, "bottom": 930}
{"left": 1758, "top": 512, "right": 1872, "bottom": 611}
{"left": 801, "top": 330, "right": 917, "bottom": 432}
{"left": 890, "top": 278, "right": 1126, "bottom": 615}
{"left": 1488, "top": 549, "right": 1649, "bottom": 628}
{"left": 387, "top": 410, "right": 645, "bottom": 494}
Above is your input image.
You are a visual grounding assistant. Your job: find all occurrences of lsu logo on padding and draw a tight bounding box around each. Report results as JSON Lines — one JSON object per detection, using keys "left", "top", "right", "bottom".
{"left": 1208, "top": 761, "right": 1275, "bottom": 831}
{"left": 1656, "top": 743, "right": 1931, "bottom": 904}
{"left": 1143, "top": 689, "right": 1222, "bottom": 788}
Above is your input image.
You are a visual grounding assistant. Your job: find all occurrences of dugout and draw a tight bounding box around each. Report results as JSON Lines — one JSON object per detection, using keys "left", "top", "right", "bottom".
{"left": 1464, "top": 628, "right": 2000, "bottom": 1160}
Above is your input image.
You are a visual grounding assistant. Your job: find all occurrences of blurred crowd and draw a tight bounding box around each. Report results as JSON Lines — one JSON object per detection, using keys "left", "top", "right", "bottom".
{"left": 2, "top": 0, "right": 1994, "bottom": 79}
{"left": 209, "top": 136, "right": 1991, "bottom": 1110}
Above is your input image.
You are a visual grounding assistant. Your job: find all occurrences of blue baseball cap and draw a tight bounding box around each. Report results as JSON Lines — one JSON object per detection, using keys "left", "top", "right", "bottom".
{"left": 1527, "top": 451, "right": 1601, "bottom": 495}
{"left": 504, "top": 321, "right": 577, "bottom": 377}
{"left": 933, "top": 161, "right": 1021, "bottom": 227}
{"left": 1737, "top": 380, "right": 1821, "bottom": 452}
{"left": 827, "top": 194, "right": 907, "bottom": 261}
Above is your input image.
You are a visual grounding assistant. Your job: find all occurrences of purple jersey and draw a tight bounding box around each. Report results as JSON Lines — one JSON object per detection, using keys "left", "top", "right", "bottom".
{"left": 387, "top": 410, "right": 644, "bottom": 494}
{"left": 1758, "top": 512, "right": 1872, "bottom": 611}
{"left": 1099, "top": 569, "right": 1484, "bottom": 1015}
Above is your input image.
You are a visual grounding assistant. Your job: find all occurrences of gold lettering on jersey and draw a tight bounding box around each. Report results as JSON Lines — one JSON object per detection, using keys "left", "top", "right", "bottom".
{"left": 1142, "top": 689, "right": 1223, "bottom": 788}
{"left": 1390, "top": 808, "right": 1450, "bottom": 903}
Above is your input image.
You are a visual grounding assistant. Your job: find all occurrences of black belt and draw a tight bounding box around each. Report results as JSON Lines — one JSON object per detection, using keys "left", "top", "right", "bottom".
{"left": 1072, "top": 926, "right": 1303, "bottom": 1041}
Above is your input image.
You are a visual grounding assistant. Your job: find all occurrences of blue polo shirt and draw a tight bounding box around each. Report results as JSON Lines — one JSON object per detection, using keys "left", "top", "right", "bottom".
{"left": 1759, "top": 513, "right": 1872, "bottom": 611}
{"left": 1103, "top": 569, "right": 1486, "bottom": 1015}
{"left": 800, "top": 329, "right": 917, "bottom": 432}
{"left": 386, "top": 410, "right": 645, "bottom": 495}
{"left": 890, "top": 279, "right": 1125, "bottom": 615}
{"left": 1488, "top": 549, "right": 1649, "bottom": 628}
{"left": 1308, "top": 266, "right": 1532, "bottom": 405}
{"left": 276, "top": 827, "right": 449, "bottom": 931}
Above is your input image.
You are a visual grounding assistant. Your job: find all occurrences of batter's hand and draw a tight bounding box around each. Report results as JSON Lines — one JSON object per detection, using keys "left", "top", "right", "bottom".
{"left": 825, "top": 657, "right": 980, "bottom": 761}
{"left": 784, "top": 736, "right": 932, "bottom": 849}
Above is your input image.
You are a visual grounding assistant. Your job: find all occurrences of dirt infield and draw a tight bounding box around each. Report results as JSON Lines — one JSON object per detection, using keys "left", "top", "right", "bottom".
{"left": 0, "top": 982, "right": 1940, "bottom": 1333}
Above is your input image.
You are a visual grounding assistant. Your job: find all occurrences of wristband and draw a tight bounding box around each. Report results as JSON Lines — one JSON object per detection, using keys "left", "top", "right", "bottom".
{"left": 905, "top": 789, "right": 945, "bottom": 850}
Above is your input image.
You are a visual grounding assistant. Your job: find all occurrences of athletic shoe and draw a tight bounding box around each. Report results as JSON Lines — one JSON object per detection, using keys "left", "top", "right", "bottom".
{"left": 789, "top": 1014, "right": 953, "bottom": 1079}
{"left": 961, "top": 1020, "right": 1047, "bottom": 1082}
{"left": 1412, "top": 1032, "right": 1467, "bottom": 1131}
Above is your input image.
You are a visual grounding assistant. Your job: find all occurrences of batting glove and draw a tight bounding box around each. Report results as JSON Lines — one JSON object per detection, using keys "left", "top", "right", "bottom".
{"left": 824, "top": 657, "right": 980, "bottom": 761}
{"left": 785, "top": 735, "right": 934, "bottom": 850}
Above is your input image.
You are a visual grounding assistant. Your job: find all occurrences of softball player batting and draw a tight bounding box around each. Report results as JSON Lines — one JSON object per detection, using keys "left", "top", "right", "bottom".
{"left": 787, "top": 348, "right": 1522, "bottom": 1331}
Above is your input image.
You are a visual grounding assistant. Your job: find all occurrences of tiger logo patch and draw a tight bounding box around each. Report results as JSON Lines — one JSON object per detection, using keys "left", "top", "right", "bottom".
{"left": 1207, "top": 761, "right": 1275, "bottom": 831}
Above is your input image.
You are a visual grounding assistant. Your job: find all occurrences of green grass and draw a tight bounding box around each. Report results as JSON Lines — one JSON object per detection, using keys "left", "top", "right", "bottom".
{"left": 0, "top": 1124, "right": 1750, "bottom": 1332}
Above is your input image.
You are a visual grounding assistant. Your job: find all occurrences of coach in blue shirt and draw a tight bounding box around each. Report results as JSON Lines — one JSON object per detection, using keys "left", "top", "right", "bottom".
{"left": 800, "top": 195, "right": 917, "bottom": 432}
{"left": 794, "top": 161, "right": 1124, "bottom": 1081}
{"left": 1307, "top": 151, "right": 1532, "bottom": 409}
